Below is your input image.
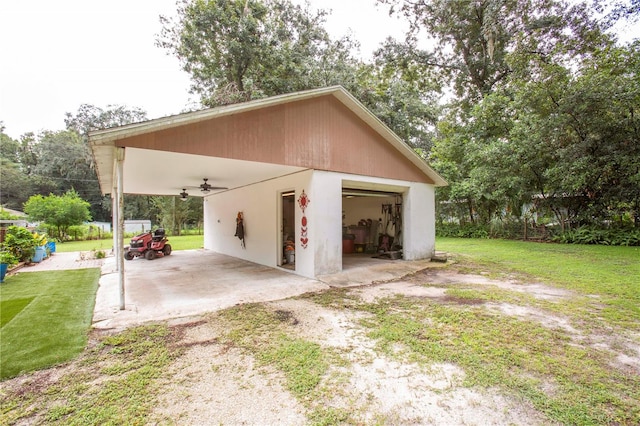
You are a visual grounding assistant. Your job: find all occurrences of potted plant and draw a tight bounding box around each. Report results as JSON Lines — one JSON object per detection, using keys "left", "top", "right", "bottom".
{"left": 0, "top": 251, "right": 17, "bottom": 283}
{"left": 32, "top": 232, "right": 48, "bottom": 262}
{"left": 284, "top": 241, "right": 295, "bottom": 264}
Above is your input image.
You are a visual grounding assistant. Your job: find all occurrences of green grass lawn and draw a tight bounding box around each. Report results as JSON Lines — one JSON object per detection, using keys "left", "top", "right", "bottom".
{"left": 436, "top": 237, "right": 640, "bottom": 328}
{"left": 0, "top": 268, "right": 101, "bottom": 379}
{"left": 54, "top": 234, "right": 204, "bottom": 253}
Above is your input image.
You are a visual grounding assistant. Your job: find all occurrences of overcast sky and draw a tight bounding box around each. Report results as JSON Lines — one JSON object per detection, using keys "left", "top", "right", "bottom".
{"left": 0, "top": 0, "right": 405, "bottom": 139}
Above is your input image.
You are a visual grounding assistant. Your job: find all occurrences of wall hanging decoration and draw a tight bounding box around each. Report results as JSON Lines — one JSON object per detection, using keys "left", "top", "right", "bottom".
{"left": 298, "top": 190, "right": 310, "bottom": 249}
{"left": 234, "top": 211, "right": 246, "bottom": 248}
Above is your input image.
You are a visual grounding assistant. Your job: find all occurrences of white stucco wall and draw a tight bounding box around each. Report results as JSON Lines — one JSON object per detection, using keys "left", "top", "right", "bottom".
{"left": 308, "top": 171, "right": 343, "bottom": 275}
{"left": 204, "top": 169, "right": 316, "bottom": 278}
{"left": 204, "top": 169, "right": 436, "bottom": 278}
{"left": 403, "top": 183, "right": 436, "bottom": 259}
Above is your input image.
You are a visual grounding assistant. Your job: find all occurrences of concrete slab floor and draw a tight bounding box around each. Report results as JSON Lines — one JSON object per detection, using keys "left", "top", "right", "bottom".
{"left": 92, "top": 249, "right": 439, "bottom": 330}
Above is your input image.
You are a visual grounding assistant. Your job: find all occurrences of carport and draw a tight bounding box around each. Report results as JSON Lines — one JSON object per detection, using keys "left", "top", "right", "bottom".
{"left": 89, "top": 86, "right": 446, "bottom": 311}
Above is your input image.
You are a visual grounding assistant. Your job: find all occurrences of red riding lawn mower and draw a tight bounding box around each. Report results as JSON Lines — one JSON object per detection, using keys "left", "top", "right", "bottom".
{"left": 124, "top": 228, "right": 172, "bottom": 261}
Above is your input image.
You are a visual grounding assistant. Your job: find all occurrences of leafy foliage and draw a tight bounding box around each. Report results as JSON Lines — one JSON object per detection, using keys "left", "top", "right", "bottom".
{"left": 63, "top": 104, "right": 150, "bottom": 222}
{"left": 158, "top": 0, "right": 361, "bottom": 106}
{"left": 0, "top": 250, "right": 18, "bottom": 266}
{"left": 406, "top": 0, "right": 640, "bottom": 230}
{"left": 553, "top": 226, "right": 640, "bottom": 246}
{"left": 0, "top": 159, "right": 31, "bottom": 209}
{"left": 64, "top": 104, "right": 147, "bottom": 136}
{"left": 151, "top": 195, "right": 203, "bottom": 236}
{"left": 1, "top": 226, "right": 38, "bottom": 263}
{"left": 436, "top": 223, "right": 490, "bottom": 239}
{"left": 2, "top": 0, "right": 637, "bottom": 236}
{"left": 24, "top": 190, "right": 91, "bottom": 241}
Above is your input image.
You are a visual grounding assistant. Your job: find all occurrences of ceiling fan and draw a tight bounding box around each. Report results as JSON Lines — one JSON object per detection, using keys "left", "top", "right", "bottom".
{"left": 180, "top": 178, "right": 228, "bottom": 197}
{"left": 197, "top": 178, "right": 228, "bottom": 194}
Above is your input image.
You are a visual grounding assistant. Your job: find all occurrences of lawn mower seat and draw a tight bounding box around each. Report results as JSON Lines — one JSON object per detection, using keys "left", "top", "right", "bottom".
{"left": 152, "top": 228, "right": 165, "bottom": 241}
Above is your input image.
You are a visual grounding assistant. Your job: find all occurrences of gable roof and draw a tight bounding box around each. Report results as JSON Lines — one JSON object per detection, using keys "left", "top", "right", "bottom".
{"left": 89, "top": 86, "right": 447, "bottom": 194}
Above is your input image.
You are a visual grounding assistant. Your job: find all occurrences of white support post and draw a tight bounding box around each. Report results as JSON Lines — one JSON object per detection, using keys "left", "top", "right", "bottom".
{"left": 112, "top": 183, "right": 118, "bottom": 272}
{"left": 114, "top": 147, "right": 126, "bottom": 310}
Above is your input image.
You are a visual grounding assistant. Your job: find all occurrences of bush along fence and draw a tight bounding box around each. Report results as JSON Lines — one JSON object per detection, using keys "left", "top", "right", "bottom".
{"left": 436, "top": 222, "right": 640, "bottom": 246}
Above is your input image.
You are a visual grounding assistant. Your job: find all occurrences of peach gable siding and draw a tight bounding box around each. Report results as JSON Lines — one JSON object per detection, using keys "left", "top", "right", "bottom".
{"left": 115, "top": 95, "right": 432, "bottom": 184}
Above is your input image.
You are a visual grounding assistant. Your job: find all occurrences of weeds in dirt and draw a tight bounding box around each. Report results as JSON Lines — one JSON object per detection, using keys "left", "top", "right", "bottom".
{"left": 299, "top": 243, "right": 640, "bottom": 425}
{"left": 359, "top": 295, "right": 639, "bottom": 424}
{"left": 1, "top": 324, "right": 182, "bottom": 425}
{"left": 437, "top": 238, "right": 640, "bottom": 330}
{"left": 214, "top": 303, "right": 357, "bottom": 424}
{"left": 301, "top": 274, "right": 640, "bottom": 425}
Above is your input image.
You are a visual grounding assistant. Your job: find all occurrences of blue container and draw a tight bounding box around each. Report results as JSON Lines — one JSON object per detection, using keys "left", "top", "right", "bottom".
{"left": 0, "top": 263, "right": 7, "bottom": 283}
{"left": 32, "top": 246, "right": 46, "bottom": 263}
{"left": 46, "top": 241, "right": 56, "bottom": 253}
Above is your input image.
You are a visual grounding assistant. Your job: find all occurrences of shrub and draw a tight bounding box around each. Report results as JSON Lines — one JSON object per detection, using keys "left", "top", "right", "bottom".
{"left": 0, "top": 251, "right": 18, "bottom": 266}
{"left": 436, "top": 223, "right": 490, "bottom": 239}
{"left": 438, "top": 223, "right": 639, "bottom": 246}
{"left": 2, "top": 226, "right": 38, "bottom": 263}
{"left": 66, "top": 225, "right": 89, "bottom": 241}
{"left": 554, "top": 226, "right": 640, "bottom": 246}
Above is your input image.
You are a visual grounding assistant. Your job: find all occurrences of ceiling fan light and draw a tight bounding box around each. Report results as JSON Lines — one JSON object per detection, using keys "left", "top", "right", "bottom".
{"left": 180, "top": 189, "right": 189, "bottom": 200}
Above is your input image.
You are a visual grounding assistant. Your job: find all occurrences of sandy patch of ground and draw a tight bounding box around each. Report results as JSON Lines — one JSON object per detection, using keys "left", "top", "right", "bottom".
{"left": 146, "top": 269, "right": 636, "bottom": 424}
{"left": 152, "top": 321, "right": 307, "bottom": 425}
{"left": 150, "top": 285, "right": 552, "bottom": 425}
{"left": 408, "top": 269, "right": 574, "bottom": 300}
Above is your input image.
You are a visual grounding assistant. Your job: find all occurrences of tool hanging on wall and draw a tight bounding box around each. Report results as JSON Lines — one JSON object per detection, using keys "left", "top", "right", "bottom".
{"left": 381, "top": 203, "right": 393, "bottom": 234}
{"left": 394, "top": 195, "right": 403, "bottom": 247}
{"left": 380, "top": 198, "right": 403, "bottom": 249}
{"left": 234, "top": 212, "right": 246, "bottom": 249}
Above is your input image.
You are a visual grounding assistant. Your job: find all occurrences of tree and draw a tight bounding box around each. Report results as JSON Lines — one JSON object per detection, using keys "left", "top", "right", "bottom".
{"left": 157, "top": 0, "right": 361, "bottom": 106}
{"left": 24, "top": 190, "right": 91, "bottom": 241}
{"left": 0, "top": 126, "right": 30, "bottom": 209}
{"left": 357, "top": 38, "right": 442, "bottom": 152}
{"left": 0, "top": 124, "right": 20, "bottom": 163}
{"left": 31, "top": 131, "right": 94, "bottom": 195}
{"left": 432, "top": 40, "right": 640, "bottom": 229}
{"left": 151, "top": 196, "right": 202, "bottom": 235}
{"left": 0, "top": 159, "right": 31, "bottom": 209}
{"left": 64, "top": 104, "right": 147, "bottom": 136}
{"left": 64, "top": 104, "right": 149, "bottom": 222}
{"left": 382, "top": 0, "right": 639, "bottom": 230}
{"left": 379, "top": 0, "right": 615, "bottom": 105}
{"left": 0, "top": 128, "right": 57, "bottom": 210}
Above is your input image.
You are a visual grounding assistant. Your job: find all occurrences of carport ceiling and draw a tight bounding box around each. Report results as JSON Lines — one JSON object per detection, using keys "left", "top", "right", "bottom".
{"left": 122, "top": 148, "right": 307, "bottom": 197}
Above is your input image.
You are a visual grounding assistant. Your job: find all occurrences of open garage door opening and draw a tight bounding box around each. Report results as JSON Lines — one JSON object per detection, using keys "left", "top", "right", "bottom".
{"left": 342, "top": 185, "right": 404, "bottom": 261}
